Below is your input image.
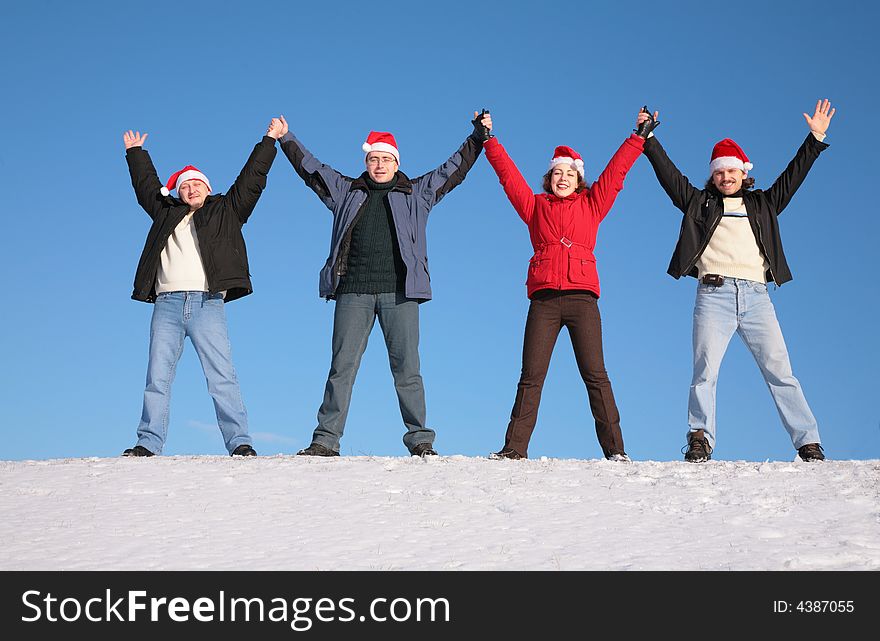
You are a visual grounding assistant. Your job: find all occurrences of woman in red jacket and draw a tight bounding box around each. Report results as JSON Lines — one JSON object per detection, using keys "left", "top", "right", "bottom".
{"left": 481, "top": 108, "right": 657, "bottom": 461}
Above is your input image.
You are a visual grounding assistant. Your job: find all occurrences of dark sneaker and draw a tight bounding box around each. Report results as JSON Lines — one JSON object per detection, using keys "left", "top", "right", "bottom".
{"left": 411, "top": 443, "right": 438, "bottom": 457}
{"left": 297, "top": 443, "right": 339, "bottom": 457}
{"left": 489, "top": 447, "right": 524, "bottom": 460}
{"left": 122, "top": 445, "right": 154, "bottom": 457}
{"left": 231, "top": 444, "right": 257, "bottom": 457}
{"left": 683, "top": 430, "right": 712, "bottom": 463}
{"left": 606, "top": 452, "right": 632, "bottom": 462}
{"left": 798, "top": 443, "right": 825, "bottom": 462}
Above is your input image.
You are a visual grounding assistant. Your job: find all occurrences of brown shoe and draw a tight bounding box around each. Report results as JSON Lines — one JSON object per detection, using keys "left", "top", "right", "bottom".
{"left": 684, "top": 430, "right": 712, "bottom": 463}
{"left": 797, "top": 443, "right": 825, "bottom": 462}
{"left": 489, "top": 447, "right": 524, "bottom": 460}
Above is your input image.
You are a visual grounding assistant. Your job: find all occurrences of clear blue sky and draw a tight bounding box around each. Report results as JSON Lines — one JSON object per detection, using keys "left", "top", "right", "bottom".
{"left": 2, "top": 0, "right": 877, "bottom": 461}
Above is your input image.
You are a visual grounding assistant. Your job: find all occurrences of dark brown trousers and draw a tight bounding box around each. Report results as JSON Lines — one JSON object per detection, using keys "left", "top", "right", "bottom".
{"left": 503, "top": 291, "right": 625, "bottom": 458}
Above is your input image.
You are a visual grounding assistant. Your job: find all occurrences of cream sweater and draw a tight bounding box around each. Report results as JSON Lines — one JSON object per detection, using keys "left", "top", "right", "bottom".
{"left": 155, "top": 212, "right": 209, "bottom": 294}
{"left": 696, "top": 197, "right": 769, "bottom": 283}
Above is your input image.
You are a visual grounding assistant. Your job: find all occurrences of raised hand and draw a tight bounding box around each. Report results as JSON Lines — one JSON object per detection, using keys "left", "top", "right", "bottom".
{"left": 123, "top": 130, "right": 148, "bottom": 149}
{"left": 635, "top": 106, "right": 660, "bottom": 139}
{"left": 803, "top": 99, "right": 835, "bottom": 135}
{"left": 471, "top": 109, "right": 493, "bottom": 142}
{"left": 266, "top": 117, "right": 286, "bottom": 140}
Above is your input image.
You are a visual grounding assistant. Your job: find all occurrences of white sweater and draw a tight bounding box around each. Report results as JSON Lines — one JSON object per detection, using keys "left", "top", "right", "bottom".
{"left": 696, "top": 196, "right": 769, "bottom": 283}
{"left": 155, "top": 212, "right": 209, "bottom": 294}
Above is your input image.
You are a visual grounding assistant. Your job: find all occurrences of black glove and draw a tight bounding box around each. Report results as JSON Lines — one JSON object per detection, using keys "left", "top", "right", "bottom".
{"left": 635, "top": 105, "right": 660, "bottom": 139}
{"left": 471, "top": 108, "right": 493, "bottom": 142}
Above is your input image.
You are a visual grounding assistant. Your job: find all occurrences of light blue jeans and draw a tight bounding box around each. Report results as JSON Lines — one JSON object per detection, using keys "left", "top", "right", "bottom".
{"left": 688, "top": 278, "right": 821, "bottom": 450}
{"left": 136, "top": 291, "right": 252, "bottom": 455}
{"left": 311, "top": 292, "right": 435, "bottom": 454}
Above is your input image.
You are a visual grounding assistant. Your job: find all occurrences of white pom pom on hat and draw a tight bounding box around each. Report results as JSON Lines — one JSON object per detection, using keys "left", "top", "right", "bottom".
{"left": 160, "top": 165, "right": 212, "bottom": 196}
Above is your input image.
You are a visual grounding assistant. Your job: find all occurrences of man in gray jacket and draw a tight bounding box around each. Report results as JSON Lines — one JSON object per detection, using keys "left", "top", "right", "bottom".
{"left": 274, "top": 114, "right": 488, "bottom": 457}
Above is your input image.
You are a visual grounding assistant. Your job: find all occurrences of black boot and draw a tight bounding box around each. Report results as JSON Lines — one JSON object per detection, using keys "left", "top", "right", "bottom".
{"left": 122, "top": 445, "right": 154, "bottom": 457}
{"left": 297, "top": 443, "right": 340, "bottom": 457}
{"left": 231, "top": 444, "right": 257, "bottom": 457}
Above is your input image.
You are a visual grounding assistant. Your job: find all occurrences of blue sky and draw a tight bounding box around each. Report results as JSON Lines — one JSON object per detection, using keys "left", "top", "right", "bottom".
{"left": 2, "top": 0, "right": 877, "bottom": 462}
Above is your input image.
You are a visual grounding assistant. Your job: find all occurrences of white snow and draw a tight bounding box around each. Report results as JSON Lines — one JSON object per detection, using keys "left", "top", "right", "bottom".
{"left": 1, "top": 456, "right": 877, "bottom": 571}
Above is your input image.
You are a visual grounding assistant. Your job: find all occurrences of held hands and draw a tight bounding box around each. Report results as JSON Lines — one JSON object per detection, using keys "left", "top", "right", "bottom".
{"left": 471, "top": 109, "right": 493, "bottom": 142}
{"left": 635, "top": 107, "right": 660, "bottom": 139}
{"left": 803, "top": 99, "right": 835, "bottom": 136}
{"left": 123, "top": 130, "right": 148, "bottom": 149}
{"left": 267, "top": 115, "right": 289, "bottom": 140}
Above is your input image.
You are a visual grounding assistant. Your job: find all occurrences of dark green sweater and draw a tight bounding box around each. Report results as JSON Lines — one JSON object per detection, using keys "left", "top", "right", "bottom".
{"left": 336, "top": 174, "right": 406, "bottom": 294}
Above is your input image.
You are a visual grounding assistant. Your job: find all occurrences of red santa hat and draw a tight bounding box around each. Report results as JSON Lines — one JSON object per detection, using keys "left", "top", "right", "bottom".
{"left": 160, "top": 165, "right": 212, "bottom": 196}
{"left": 362, "top": 131, "right": 400, "bottom": 165}
{"left": 709, "top": 139, "right": 753, "bottom": 175}
{"left": 548, "top": 145, "right": 585, "bottom": 178}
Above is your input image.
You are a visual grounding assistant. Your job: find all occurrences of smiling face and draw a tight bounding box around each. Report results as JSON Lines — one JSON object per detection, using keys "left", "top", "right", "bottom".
{"left": 178, "top": 179, "right": 209, "bottom": 210}
{"left": 549, "top": 164, "right": 579, "bottom": 198}
{"left": 711, "top": 168, "right": 745, "bottom": 196}
{"left": 365, "top": 152, "right": 398, "bottom": 183}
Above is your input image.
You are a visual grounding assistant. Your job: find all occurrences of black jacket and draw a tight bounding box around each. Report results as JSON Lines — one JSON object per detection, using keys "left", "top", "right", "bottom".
{"left": 643, "top": 133, "right": 829, "bottom": 285}
{"left": 126, "top": 136, "right": 277, "bottom": 303}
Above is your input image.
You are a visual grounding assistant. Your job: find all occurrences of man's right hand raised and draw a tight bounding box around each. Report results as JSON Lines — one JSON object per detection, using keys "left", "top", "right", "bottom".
{"left": 124, "top": 130, "right": 148, "bottom": 149}
{"left": 267, "top": 115, "right": 289, "bottom": 140}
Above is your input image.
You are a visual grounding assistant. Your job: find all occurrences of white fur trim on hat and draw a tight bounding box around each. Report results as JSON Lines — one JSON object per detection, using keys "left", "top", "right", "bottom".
{"left": 548, "top": 157, "right": 585, "bottom": 178}
{"left": 363, "top": 142, "right": 400, "bottom": 164}
{"left": 709, "top": 157, "right": 753, "bottom": 175}
{"left": 173, "top": 169, "right": 211, "bottom": 192}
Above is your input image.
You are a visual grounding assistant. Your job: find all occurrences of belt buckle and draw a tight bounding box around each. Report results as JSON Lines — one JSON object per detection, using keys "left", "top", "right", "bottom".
{"left": 560, "top": 236, "right": 573, "bottom": 248}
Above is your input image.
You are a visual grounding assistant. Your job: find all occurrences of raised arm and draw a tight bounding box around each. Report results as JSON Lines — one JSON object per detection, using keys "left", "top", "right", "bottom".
{"left": 587, "top": 109, "right": 648, "bottom": 222}
{"left": 764, "top": 99, "right": 833, "bottom": 215}
{"left": 276, "top": 115, "right": 351, "bottom": 210}
{"left": 642, "top": 110, "right": 702, "bottom": 215}
{"left": 123, "top": 130, "right": 165, "bottom": 221}
{"left": 410, "top": 112, "right": 487, "bottom": 208}
{"left": 481, "top": 112, "right": 537, "bottom": 224}
{"left": 224, "top": 119, "right": 280, "bottom": 224}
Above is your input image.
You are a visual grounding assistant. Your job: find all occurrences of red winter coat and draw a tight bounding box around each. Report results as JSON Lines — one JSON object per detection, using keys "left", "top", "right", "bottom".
{"left": 484, "top": 135, "right": 644, "bottom": 298}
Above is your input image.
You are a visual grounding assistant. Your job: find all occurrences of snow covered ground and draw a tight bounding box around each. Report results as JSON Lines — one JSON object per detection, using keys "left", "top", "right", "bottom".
{"left": 1, "top": 455, "right": 877, "bottom": 571}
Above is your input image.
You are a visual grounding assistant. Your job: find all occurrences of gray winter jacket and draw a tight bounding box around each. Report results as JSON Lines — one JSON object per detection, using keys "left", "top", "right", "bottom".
{"left": 279, "top": 131, "right": 482, "bottom": 300}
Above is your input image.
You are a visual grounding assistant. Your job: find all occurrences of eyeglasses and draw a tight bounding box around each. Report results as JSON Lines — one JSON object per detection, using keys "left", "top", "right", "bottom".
{"left": 366, "top": 156, "right": 398, "bottom": 166}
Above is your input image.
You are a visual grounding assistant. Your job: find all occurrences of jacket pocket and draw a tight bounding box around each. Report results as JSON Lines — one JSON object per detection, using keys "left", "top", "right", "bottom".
{"left": 206, "top": 239, "right": 248, "bottom": 283}
{"left": 527, "top": 255, "right": 553, "bottom": 287}
{"left": 567, "top": 252, "right": 597, "bottom": 286}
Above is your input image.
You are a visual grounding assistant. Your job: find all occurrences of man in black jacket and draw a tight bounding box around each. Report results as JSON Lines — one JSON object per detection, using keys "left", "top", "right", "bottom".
{"left": 121, "top": 120, "right": 281, "bottom": 457}
{"left": 642, "top": 100, "right": 835, "bottom": 463}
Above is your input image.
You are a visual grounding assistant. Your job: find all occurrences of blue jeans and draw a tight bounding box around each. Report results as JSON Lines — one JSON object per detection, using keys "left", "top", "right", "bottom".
{"left": 136, "top": 291, "right": 252, "bottom": 455}
{"left": 311, "top": 292, "right": 434, "bottom": 453}
{"left": 688, "top": 279, "right": 821, "bottom": 450}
